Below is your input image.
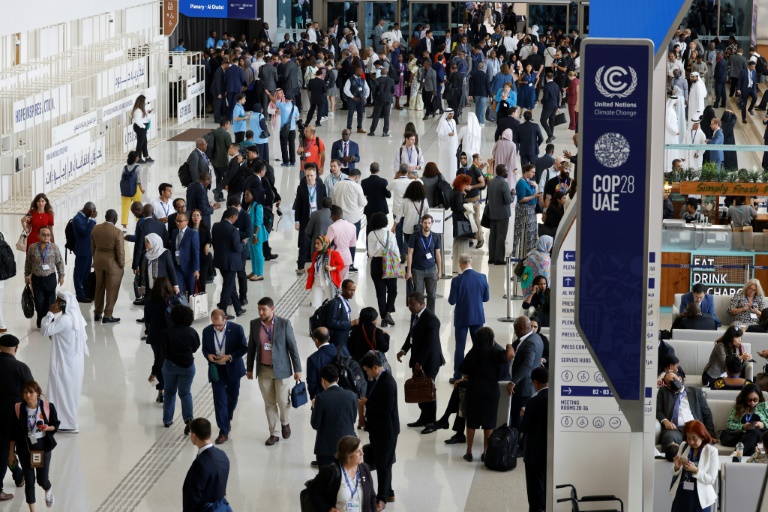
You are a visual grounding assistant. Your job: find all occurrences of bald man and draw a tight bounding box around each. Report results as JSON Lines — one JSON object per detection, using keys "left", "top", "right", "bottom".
{"left": 187, "top": 138, "right": 214, "bottom": 184}
{"left": 507, "top": 316, "right": 544, "bottom": 431}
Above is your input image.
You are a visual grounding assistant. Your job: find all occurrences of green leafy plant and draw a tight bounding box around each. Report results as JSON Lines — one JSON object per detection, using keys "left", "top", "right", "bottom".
{"left": 680, "top": 168, "right": 700, "bottom": 181}
{"left": 699, "top": 163, "right": 721, "bottom": 182}
{"left": 723, "top": 171, "right": 740, "bottom": 182}
{"left": 746, "top": 169, "right": 762, "bottom": 183}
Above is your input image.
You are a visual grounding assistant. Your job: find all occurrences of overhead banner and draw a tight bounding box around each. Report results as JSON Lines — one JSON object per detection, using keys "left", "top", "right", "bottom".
{"left": 51, "top": 111, "right": 98, "bottom": 145}
{"left": 96, "top": 58, "right": 148, "bottom": 100}
{"left": 12, "top": 85, "right": 72, "bottom": 133}
{"left": 179, "top": 0, "right": 256, "bottom": 19}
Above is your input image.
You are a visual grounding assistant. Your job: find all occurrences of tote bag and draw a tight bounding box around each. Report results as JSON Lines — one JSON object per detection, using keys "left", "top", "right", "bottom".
{"left": 190, "top": 279, "right": 209, "bottom": 321}
{"left": 379, "top": 232, "right": 404, "bottom": 279}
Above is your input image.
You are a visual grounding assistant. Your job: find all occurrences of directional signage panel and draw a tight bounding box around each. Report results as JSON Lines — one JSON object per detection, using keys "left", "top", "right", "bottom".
{"left": 179, "top": 0, "right": 256, "bottom": 19}
{"left": 576, "top": 39, "right": 653, "bottom": 410}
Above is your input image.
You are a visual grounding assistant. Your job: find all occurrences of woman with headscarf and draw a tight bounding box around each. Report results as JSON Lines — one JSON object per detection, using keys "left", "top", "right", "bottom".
{"left": 139, "top": 233, "right": 179, "bottom": 297}
{"left": 458, "top": 113, "right": 483, "bottom": 168}
{"left": 41, "top": 290, "right": 89, "bottom": 432}
{"left": 523, "top": 275, "right": 552, "bottom": 327}
{"left": 521, "top": 237, "right": 553, "bottom": 296}
{"left": 244, "top": 189, "right": 267, "bottom": 281}
{"left": 666, "top": 97, "right": 681, "bottom": 171}
{"left": 305, "top": 235, "right": 345, "bottom": 307}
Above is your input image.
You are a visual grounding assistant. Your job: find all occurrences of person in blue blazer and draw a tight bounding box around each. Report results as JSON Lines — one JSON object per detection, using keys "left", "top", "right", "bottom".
{"left": 169, "top": 212, "right": 201, "bottom": 296}
{"left": 310, "top": 365, "right": 358, "bottom": 466}
{"left": 679, "top": 284, "right": 722, "bottom": 327}
{"left": 211, "top": 208, "right": 246, "bottom": 318}
{"left": 183, "top": 418, "right": 233, "bottom": 512}
{"left": 447, "top": 254, "right": 490, "bottom": 381}
{"left": 517, "top": 111, "right": 545, "bottom": 166}
{"left": 737, "top": 61, "right": 759, "bottom": 121}
{"left": 71, "top": 202, "right": 97, "bottom": 302}
{"left": 202, "top": 310, "right": 248, "bottom": 444}
{"left": 307, "top": 327, "right": 339, "bottom": 399}
{"left": 706, "top": 118, "right": 724, "bottom": 169}
{"left": 330, "top": 130, "right": 360, "bottom": 174}
{"left": 325, "top": 280, "right": 356, "bottom": 357}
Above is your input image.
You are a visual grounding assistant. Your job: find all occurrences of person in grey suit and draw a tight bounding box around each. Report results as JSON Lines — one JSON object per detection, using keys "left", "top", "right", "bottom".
{"left": 485, "top": 164, "right": 515, "bottom": 264}
{"left": 187, "top": 139, "right": 213, "bottom": 184}
{"left": 310, "top": 365, "right": 358, "bottom": 466}
{"left": 373, "top": 19, "right": 386, "bottom": 53}
{"left": 657, "top": 371, "right": 717, "bottom": 460}
{"left": 246, "top": 297, "right": 302, "bottom": 446}
{"left": 421, "top": 60, "right": 438, "bottom": 119}
{"left": 305, "top": 197, "right": 333, "bottom": 242}
{"left": 258, "top": 57, "right": 278, "bottom": 110}
{"left": 278, "top": 55, "right": 300, "bottom": 109}
{"left": 506, "top": 316, "right": 544, "bottom": 431}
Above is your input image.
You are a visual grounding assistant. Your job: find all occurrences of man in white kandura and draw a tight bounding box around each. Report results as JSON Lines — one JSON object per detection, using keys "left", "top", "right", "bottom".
{"left": 437, "top": 108, "right": 460, "bottom": 183}
{"left": 41, "top": 290, "right": 88, "bottom": 433}
{"left": 688, "top": 71, "right": 707, "bottom": 124}
{"left": 684, "top": 117, "right": 707, "bottom": 170}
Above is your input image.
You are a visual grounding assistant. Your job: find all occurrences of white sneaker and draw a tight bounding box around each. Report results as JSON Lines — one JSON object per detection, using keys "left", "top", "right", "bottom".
{"left": 45, "top": 489, "right": 54, "bottom": 507}
{"left": 329, "top": 112, "right": 335, "bottom": 117}
{"left": 320, "top": 117, "right": 328, "bottom": 122}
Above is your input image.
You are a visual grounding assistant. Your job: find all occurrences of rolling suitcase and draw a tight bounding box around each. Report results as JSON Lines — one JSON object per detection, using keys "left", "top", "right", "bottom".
{"left": 484, "top": 392, "right": 519, "bottom": 471}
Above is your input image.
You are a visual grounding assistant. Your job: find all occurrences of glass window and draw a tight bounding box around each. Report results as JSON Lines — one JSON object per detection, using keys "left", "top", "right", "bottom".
{"left": 720, "top": 0, "right": 753, "bottom": 50}
{"left": 400, "top": 0, "right": 410, "bottom": 43}
{"left": 411, "top": 3, "right": 449, "bottom": 45}
{"left": 682, "top": 0, "right": 718, "bottom": 37}
{"left": 582, "top": 4, "right": 589, "bottom": 36}
{"left": 328, "top": 2, "right": 359, "bottom": 29}
{"left": 363, "top": 4, "right": 397, "bottom": 51}
{"left": 528, "top": 4, "right": 568, "bottom": 35}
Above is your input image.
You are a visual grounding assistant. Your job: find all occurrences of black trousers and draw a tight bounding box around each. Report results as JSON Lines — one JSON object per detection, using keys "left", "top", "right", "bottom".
{"left": 525, "top": 462, "right": 547, "bottom": 512}
{"left": 213, "top": 95, "right": 227, "bottom": 122}
{"left": 509, "top": 393, "right": 529, "bottom": 431}
{"left": 540, "top": 109, "right": 557, "bottom": 138}
{"left": 369, "top": 102, "right": 392, "bottom": 134}
{"left": 31, "top": 273, "right": 57, "bottom": 324}
{"left": 370, "top": 257, "right": 398, "bottom": 317}
{"left": 133, "top": 125, "right": 148, "bottom": 158}
{"left": 17, "top": 446, "right": 51, "bottom": 504}
{"left": 306, "top": 98, "right": 327, "bottom": 126}
{"left": 730, "top": 76, "right": 740, "bottom": 96}
{"left": 150, "top": 341, "right": 165, "bottom": 390}
{"left": 280, "top": 129, "right": 296, "bottom": 164}
{"left": 371, "top": 434, "right": 397, "bottom": 501}
{"left": 422, "top": 91, "right": 435, "bottom": 115}
{"left": 438, "top": 385, "right": 467, "bottom": 433}
{"left": 236, "top": 254, "right": 247, "bottom": 301}
{"left": 213, "top": 166, "right": 227, "bottom": 196}
{"left": 741, "top": 89, "right": 758, "bottom": 120}
{"left": 218, "top": 269, "right": 242, "bottom": 314}
{"left": 297, "top": 223, "right": 312, "bottom": 269}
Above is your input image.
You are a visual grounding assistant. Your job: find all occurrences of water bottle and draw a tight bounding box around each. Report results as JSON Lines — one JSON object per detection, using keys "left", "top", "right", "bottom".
{"left": 736, "top": 442, "right": 744, "bottom": 458}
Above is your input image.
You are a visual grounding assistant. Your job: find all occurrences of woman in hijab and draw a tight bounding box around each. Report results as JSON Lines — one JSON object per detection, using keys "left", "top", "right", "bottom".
{"left": 244, "top": 189, "right": 267, "bottom": 281}
{"left": 42, "top": 290, "right": 88, "bottom": 432}
{"left": 665, "top": 97, "right": 681, "bottom": 171}
{"left": 521, "top": 237, "right": 554, "bottom": 297}
{"left": 305, "top": 235, "right": 345, "bottom": 307}
{"left": 458, "top": 113, "right": 483, "bottom": 165}
{"left": 139, "top": 233, "right": 179, "bottom": 297}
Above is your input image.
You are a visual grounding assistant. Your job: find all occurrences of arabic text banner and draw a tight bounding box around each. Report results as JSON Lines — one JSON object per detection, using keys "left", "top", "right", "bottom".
{"left": 42, "top": 134, "right": 105, "bottom": 194}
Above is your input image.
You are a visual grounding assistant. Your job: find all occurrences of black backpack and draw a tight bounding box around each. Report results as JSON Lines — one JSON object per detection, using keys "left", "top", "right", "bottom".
{"left": 757, "top": 56, "right": 768, "bottom": 76}
{"left": 178, "top": 162, "right": 193, "bottom": 188}
{"left": 309, "top": 298, "right": 333, "bottom": 336}
{"left": 434, "top": 173, "right": 453, "bottom": 209}
{"left": 484, "top": 424, "right": 519, "bottom": 471}
{"left": 334, "top": 353, "right": 367, "bottom": 398}
{"left": 64, "top": 219, "right": 76, "bottom": 264}
{"left": 0, "top": 233, "right": 16, "bottom": 281}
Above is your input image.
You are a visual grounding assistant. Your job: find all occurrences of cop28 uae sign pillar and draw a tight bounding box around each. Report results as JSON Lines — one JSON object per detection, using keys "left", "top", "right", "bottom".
{"left": 576, "top": 39, "right": 654, "bottom": 432}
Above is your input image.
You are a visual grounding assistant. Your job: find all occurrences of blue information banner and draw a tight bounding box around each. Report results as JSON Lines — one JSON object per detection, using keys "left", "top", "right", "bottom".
{"left": 179, "top": 0, "right": 256, "bottom": 19}
{"left": 576, "top": 40, "right": 653, "bottom": 402}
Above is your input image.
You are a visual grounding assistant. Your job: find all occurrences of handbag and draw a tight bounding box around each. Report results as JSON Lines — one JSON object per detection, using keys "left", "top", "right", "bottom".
{"left": 514, "top": 259, "right": 526, "bottom": 277}
{"left": 379, "top": 233, "right": 404, "bottom": 279}
{"left": 291, "top": 381, "right": 309, "bottom": 408}
{"left": 190, "top": 279, "right": 209, "bottom": 321}
{"left": 485, "top": 104, "right": 497, "bottom": 123}
{"left": 362, "top": 324, "right": 391, "bottom": 372}
{"left": 16, "top": 231, "right": 28, "bottom": 252}
{"left": 554, "top": 112, "right": 567, "bottom": 126}
{"left": 480, "top": 206, "right": 491, "bottom": 229}
{"left": 208, "top": 362, "right": 220, "bottom": 383}
{"left": 22, "top": 284, "right": 34, "bottom": 319}
{"left": 404, "top": 363, "right": 437, "bottom": 403}
{"left": 456, "top": 219, "right": 475, "bottom": 239}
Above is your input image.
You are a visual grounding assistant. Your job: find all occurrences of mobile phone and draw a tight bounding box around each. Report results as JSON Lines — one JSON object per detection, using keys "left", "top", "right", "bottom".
{"left": 679, "top": 457, "right": 689, "bottom": 465}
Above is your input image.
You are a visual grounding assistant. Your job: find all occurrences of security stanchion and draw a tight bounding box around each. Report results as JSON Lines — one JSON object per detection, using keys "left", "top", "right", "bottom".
{"left": 498, "top": 254, "right": 516, "bottom": 323}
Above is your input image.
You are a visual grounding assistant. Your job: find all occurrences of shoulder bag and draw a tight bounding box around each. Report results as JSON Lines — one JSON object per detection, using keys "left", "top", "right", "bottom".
{"left": 404, "top": 363, "right": 437, "bottom": 403}
{"left": 279, "top": 104, "right": 295, "bottom": 139}
{"left": 362, "top": 324, "right": 391, "bottom": 372}
{"left": 379, "top": 232, "right": 404, "bottom": 279}
{"left": 16, "top": 230, "right": 29, "bottom": 253}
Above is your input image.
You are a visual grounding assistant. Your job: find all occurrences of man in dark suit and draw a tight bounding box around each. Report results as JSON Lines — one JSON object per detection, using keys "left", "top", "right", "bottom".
{"left": 202, "top": 310, "right": 248, "bottom": 445}
{"left": 183, "top": 418, "right": 232, "bottom": 512}
{"left": 307, "top": 327, "right": 338, "bottom": 400}
{"left": 187, "top": 172, "right": 219, "bottom": 233}
{"left": 211, "top": 208, "right": 246, "bottom": 319}
{"left": 671, "top": 302, "right": 718, "bottom": 334}
{"left": 311, "top": 364, "right": 357, "bottom": 466}
{"left": 539, "top": 72, "right": 560, "bottom": 143}
{"left": 71, "top": 202, "right": 98, "bottom": 302}
{"left": 258, "top": 57, "right": 278, "bottom": 110}
{"left": 415, "top": 30, "right": 436, "bottom": 62}
{"left": 369, "top": 64, "right": 396, "bottom": 136}
{"left": 359, "top": 352, "right": 399, "bottom": 508}
{"left": 495, "top": 106, "right": 521, "bottom": 142}
{"left": 657, "top": 371, "right": 717, "bottom": 460}
{"left": 517, "top": 111, "right": 545, "bottom": 166}
{"left": 447, "top": 254, "right": 489, "bottom": 382}
{"left": 397, "top": 291, "right": 445, "bottom": 427}
{"left": 210, "top": 60, "right": 229, "bottom": 123}
{"left": 361, "top": 162, "right": 390, "bottom": 225}
{"left": 737, "top": 60, "right": 759, "bottom": 122}
{"left": 325, "top": 280, "right": 356, "bottom": 357}
{"left": 246, "top": 297, "right": 303, "bottom": 445}
{"left": 330, "top": 129, "right": 360, "bottom": 174}
{"left": 132, "top": 204, "right": 168, "bottom": 275}
{"left": 506, "top": 316, "right": 545, "bottom": 431}
{"left": 224, "top": 196, "right": 252, "bottom": 306}
{"left": 224, "top": 56, "right": 246, "bottom": 120}
{"left": 305, "top": 69, "right": 328, "bottom": 127}
{"left": 534, "top": 144, "right": 556, "bottom": 186}
{"left": 679, "top": 284, "right": 722, "bottom": 327}
{"left": 306, "top": 197, "right": 333, "bottom": 243}
{"left": 167, "top": 198, "right": 187, "bottom": 232}
{"left": 187, "top": 138, "right": 214, "bottom": 185}
{"left": 292, "top": 168, "right": 327, "bottom": 273}
{"left": 169, "top": 212, "right": 200, "bottom": 295}
{"left": 520, "top": 367, "right": 549, "bottom": 512}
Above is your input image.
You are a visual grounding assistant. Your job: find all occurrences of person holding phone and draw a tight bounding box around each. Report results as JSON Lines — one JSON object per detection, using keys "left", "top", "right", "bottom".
{"left": 728, "top": 278, "right": 765, "bottom": 326}
{"left": 670, "top": 420, "right": 719, "bottom": 512}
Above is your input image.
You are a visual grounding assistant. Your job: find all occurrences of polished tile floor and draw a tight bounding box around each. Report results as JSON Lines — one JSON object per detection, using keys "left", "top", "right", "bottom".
{"left": 0, "top": 95, "right": 649, "bottom": 512}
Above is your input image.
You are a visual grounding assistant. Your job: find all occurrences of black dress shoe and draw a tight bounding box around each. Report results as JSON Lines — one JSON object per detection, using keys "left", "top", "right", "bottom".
{"left": 240, "top": 298, "right": 248, "bottom": 306}
{"left": 184, "top": 418, "right": 193, "bottom": 436}
{"left": 102, "top": 317, "right": 121, "bottom": 324}
{"left": 136, "top": 318, "right": 146, "bottom": 323}
{"left": 407, "top": 419, "right": 428, "bottom": 428}
{"left": 236, "top": 309, "right": 247, "bottom": 317}
{"left": 268, "top": 254, "right": 279, "bottom": 260}
{"left": 94, "top": 315, "right": 102, "bottom": 321}
{"left": 349, "top": 265, "right": 358, "bottom": 273}
{"left": 133, "top": 298, "right": 146, "bottom": 306}
{"left": 445, "top": 434, "right": 467, "bottom": 444}
{"left": 449, "top": 378, "right": 457, "bottom": 384}
{"left": 225, "top": 314, "right": 235, "bottom": 320}
{"left": 77, "top": 297, "right": 93, "bottom": 303}
{"left": 385, "top": 314, "right": 395, "bottom": 326}
{"left": 421, "top": 420, "right": 449, "bottom": 434}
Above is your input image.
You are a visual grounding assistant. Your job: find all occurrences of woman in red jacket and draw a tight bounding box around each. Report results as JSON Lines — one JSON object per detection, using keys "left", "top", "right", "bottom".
{"left": 306, "top": 235, "right": 344, "bottom": 307}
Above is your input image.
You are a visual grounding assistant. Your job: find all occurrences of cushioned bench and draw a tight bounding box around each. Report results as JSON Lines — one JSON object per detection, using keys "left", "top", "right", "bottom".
{"left": 656, "top": 398, "right": 735, "bottom": 456}
{"left": 666, "top": 340, "right": 753, "bottom": 385}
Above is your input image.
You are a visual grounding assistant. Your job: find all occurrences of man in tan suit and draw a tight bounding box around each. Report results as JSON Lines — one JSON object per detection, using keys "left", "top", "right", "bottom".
{"left": 91, "top": 209, "right": 125, "bottom": 323}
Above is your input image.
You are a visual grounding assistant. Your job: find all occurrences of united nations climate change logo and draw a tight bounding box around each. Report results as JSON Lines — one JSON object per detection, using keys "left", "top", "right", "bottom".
{"left": 594, "top": 133, "right": 630, "bottom": 168}
{"left": 595, "top": 66, "right": 638, "bottom": 98}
